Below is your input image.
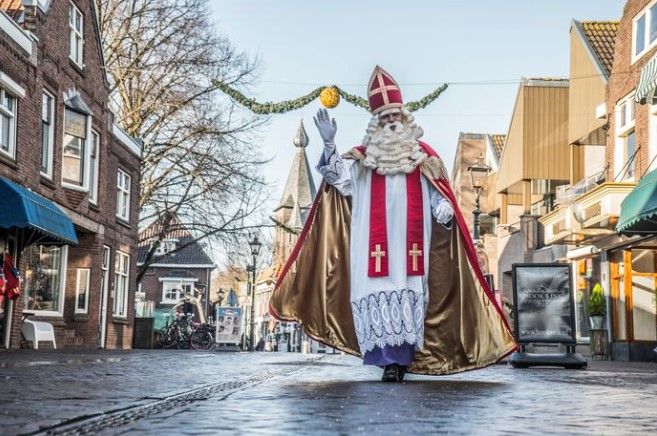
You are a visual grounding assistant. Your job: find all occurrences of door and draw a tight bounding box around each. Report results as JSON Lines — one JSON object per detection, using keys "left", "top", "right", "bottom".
{"left": 98, "top": 246, "right": 110, "bottom": 348}
{"left": 611, "top": 249, "right": 657, "bottom": 343}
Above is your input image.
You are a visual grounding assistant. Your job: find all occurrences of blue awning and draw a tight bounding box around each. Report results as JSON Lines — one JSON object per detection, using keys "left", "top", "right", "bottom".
{"left": 0, "top": 177, "right": 78, "bottom": 245}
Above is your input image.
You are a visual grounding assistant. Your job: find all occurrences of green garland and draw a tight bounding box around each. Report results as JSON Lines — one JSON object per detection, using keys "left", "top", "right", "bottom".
{"left": 213, "top": 80, "right": 448, "bottom": 114}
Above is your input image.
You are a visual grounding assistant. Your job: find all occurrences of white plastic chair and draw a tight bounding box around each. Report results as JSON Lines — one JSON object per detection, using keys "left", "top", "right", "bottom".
{"left": 21, "top": 319, "right": 57, "bottom": 349}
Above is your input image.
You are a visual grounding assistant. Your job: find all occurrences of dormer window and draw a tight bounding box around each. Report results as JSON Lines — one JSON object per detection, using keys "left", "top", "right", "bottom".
{"left": 69, "top": 2, "right": 84, "bottom": 67}
{"left": 155, "top": 239, "right": 177, "bottom": 256}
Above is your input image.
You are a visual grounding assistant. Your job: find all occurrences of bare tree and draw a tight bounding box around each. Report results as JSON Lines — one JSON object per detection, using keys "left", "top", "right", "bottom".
{"left": 96, "top": 0, "right": 268, "bottom": 281}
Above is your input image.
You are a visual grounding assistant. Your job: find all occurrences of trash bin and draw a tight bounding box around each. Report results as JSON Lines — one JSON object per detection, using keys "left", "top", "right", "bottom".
{"left": 133, "top": 317, "right": 154, "bottom": 349}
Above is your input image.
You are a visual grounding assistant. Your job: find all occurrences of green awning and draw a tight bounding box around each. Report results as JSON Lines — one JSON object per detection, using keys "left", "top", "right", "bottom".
{"left": 636, "top": 54, "right": 657, "bottom": 104}
{"left": 617, "top": 168, "right": 657, "bottom": 234}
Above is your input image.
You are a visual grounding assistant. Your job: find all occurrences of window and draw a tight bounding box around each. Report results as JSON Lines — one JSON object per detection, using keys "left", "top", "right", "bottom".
{"left": 23, "top": 245, "right": 68, "bottom": 316}
{"left": 161, "top": 280, "right": 194, "bottom": 304}
{"left": 74, "top": 268, "right": 90, "bottom": 314}
{"left": 626, "top": 131, "right": 638, "bottom": 178}
{"left": 633, "top": 1, "right": 657, "bottom": 62}
{"left": 116, "top": 169, "right": 131, "bottom": 221}
{"left": 0, "top": 87, "right": 16, "bottom": 158}
{"left": 63, "top": 108, "right": 87, "bottom": 187}
{"left": 69, "top": 2, "right": 83, "bottom": 66}
{"left": 41, "top": 92, "right": 55, "bottom": 177}
{"left": 155, "top": 239, "right": 177, "bottom": 256}
{"left": 113, "top": 250, "right": 130, "bottom": 317}
{"left": 89, "top": 130, "right": 99, "bottom": 203}
{"left": 615, "top": 93, "right": 638, "bottom": 180}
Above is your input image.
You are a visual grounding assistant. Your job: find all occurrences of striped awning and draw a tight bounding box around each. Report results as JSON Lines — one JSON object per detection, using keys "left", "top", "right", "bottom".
{"left": 635, "top": 54, "right": 657, "bottom": 104}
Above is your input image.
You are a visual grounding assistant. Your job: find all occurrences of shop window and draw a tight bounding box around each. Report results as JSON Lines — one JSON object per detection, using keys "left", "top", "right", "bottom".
{"left": 74, "top": 268, "right": 90, "bottom": 314}
{"left": 0, "top": 87, "right": 16, "bottom": 159}
{"left": 113, "top": 251, "right": 130, "bottom": 317}
{"left": 630, "top": 249, "right": 657, "bottom": 341}
{"left": 23, "top": 245, "right": 68, "bottom": 316}
{"left": 575, "top": 256, "right": 601, "bottom": 342}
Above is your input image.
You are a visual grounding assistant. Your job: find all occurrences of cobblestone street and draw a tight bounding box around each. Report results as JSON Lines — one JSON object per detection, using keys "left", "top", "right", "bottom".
{"left": 1, "top": 350, "right": 656, "bottom": 435}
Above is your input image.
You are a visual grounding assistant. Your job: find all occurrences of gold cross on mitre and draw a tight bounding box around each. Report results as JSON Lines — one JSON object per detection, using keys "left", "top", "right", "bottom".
{"left": 408, "top": 243, "right": 423, "bottom": 272}
{"left": 370, "top": 244, "right": 386, "bottom": 273}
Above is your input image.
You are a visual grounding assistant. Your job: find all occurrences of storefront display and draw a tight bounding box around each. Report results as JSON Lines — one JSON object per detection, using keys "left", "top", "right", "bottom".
{"left": 23, "top": 245, "right": 66, "bottom": 313}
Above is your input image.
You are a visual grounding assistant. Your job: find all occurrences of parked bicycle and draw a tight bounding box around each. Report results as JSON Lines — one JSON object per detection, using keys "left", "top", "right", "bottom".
{"left": 154, "top": 311, "right": 214, "bottom": 350}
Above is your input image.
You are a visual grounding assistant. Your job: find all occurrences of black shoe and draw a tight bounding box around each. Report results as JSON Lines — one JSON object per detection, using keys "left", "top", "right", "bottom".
{"left": 398, "top": 365, "right": 407, "bottom": 381}
{"left": 381, "top": 364, "right": 400, "bottom": 382}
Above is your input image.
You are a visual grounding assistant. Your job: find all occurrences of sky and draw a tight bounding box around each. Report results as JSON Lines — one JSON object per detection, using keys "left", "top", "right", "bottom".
{"left": 208, "top": 0, "right": 625, "bottom": 262}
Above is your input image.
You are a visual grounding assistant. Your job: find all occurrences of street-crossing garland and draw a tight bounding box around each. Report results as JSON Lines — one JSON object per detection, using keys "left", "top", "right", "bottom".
{"left": 213, "top": 80, "right": 448, "bottom": 114}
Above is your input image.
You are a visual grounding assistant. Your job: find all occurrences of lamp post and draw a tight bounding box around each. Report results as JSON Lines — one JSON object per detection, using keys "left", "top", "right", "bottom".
{"left": 247, "top": 235, "right": 262, "bottom": 352}
{"left": 467, "top": 155, "right": 492, "bottom": 243}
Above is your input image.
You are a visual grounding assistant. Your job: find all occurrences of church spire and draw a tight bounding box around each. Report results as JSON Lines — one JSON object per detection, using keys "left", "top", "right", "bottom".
{"left": 293, "top": 119, "right": 309, "bottom": 148}
{"left": 275, "top": 119, "right": 316, "bottom": 212}
{"left": 271, "top": 119, "right": 317, "bottom": 267}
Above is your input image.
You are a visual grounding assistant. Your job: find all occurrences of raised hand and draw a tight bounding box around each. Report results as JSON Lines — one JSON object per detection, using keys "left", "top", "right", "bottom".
{"left": 313, "top": 108, "right": 337, "bottom": 146}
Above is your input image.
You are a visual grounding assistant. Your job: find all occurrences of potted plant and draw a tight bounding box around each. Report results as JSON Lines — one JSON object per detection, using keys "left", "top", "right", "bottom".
{"left": 587, "top": 283, "right": 606, "bottom": 329}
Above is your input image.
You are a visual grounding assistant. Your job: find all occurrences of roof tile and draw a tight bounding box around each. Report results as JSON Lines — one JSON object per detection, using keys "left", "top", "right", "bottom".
{"left": 579, "top": 21, "right": 619, "bottom": 77}
{"left": 490, "top": 134, "right": 506, "bottom": 159}
{"left": 0, "top": 0, "right": 23, "bottom": 22}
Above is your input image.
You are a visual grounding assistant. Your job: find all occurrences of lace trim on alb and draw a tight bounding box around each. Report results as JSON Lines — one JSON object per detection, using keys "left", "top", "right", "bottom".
{"left": 351, "top": 288, "right": 425, "bottom": 353}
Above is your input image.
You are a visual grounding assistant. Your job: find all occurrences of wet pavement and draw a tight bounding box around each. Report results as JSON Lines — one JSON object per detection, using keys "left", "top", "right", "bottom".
{"left": 1, "top": 350, "right": 656, "bottom": 435}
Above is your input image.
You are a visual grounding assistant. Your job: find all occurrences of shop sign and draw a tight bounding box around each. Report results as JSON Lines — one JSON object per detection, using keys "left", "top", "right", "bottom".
{"left": 512, "top": 263, "right": 576, "bottom": 344}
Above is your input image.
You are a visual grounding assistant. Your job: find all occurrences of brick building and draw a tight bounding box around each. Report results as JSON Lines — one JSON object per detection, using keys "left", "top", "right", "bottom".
{"left": 0, "top": 0, "right": 142, "bottom": 349}
{"left": 540, "top": 2, "right": 657, "bottom": 361}
{"left": 136, "top": 213, "right": 215, "bottom": 330}
{"left": 602, "top": 0, "right": 657, "bottom": 359}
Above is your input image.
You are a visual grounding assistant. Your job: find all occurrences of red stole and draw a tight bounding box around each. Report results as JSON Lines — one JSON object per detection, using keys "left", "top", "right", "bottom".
{"left": 368, "top": 168, "right": 424, "bottom": 277}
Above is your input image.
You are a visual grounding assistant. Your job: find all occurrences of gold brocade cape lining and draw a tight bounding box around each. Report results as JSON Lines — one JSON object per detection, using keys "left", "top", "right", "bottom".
{"left": 270, "top": 145, "right": 517, "bottom": 375}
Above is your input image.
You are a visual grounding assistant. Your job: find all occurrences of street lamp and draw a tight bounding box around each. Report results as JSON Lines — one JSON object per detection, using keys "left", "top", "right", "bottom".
{"left": 247, "top": 234, "right": 262, "bottom": 351}
{"left": 467, "top": 154, "right": 492, "bottom": 243}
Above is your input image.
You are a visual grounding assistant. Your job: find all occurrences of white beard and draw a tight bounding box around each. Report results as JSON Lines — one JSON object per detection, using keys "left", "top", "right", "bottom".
{"left": 362, "top": 112, "right": 427, "bottom": 175}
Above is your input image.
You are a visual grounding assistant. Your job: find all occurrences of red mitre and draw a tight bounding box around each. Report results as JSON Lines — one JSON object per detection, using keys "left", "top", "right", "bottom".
{"left": 368, "top": 65, "right": 403, "bottom": 115}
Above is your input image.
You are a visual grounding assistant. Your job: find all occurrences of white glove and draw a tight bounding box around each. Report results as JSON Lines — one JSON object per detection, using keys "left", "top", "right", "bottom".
{"left": 313, "top": 108, "right": 337, "bottom": 158}
{"left": 434, "top": 199, "right": 454, "bottom": 227}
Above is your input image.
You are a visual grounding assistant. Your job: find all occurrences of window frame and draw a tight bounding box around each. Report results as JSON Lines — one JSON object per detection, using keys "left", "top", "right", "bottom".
{"left": 113, "top": 250, "right": 130, "bottom": 318}
{"left": 62, "top": 108, "right": 92, "bottom": 191}
{"left": 616, "top": 92, "right": 636, "bottom": 137}
{"left": 68, "top": 1, "right": 84, "bottom": 67}
{"left": 74, "top": 268, "right": 91, "bottom": 314}
{"left": 116, "top": 168, "right": 131, "bottom": 221}
{"left": 23, "top": 245, "right": 69, "bottom": 317}
{"left": 40, "top": 90, "right": 55, "bottom": 179}
{"left": 89, "top": 129, "right": 100, "bottom": 204}
{"left": 632, "top": 0, "right": 657, "bottom": 64}
{"left": 160, "top": 278, "right": 197, "bottom": 304}
{"left": 0, "top": 87, "right": 17, "bottom": 159}
{"left": 615, "top": 91, "right": 638, "bottom": 181}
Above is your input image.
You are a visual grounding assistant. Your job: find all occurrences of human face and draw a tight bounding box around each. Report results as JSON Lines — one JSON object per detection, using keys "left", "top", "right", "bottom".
{"left": 378, "top": 109, "right": 403, "bottom": 128}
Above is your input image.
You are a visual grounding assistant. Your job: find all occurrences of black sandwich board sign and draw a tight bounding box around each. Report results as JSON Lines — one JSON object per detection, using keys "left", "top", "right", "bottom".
{"left": 509, "top": 263, "right": 586, "bottom": 369}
